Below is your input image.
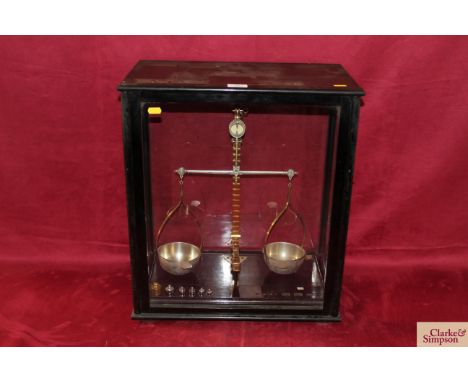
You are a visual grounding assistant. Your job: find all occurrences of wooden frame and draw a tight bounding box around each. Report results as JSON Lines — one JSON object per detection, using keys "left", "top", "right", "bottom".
{"left": 119, "top": 61, "right": 364, "bottom": 320}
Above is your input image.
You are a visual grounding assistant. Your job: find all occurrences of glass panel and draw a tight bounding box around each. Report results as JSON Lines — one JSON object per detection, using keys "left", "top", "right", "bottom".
{"left": 146, "top": 103, "right": 339, "bottom": 308}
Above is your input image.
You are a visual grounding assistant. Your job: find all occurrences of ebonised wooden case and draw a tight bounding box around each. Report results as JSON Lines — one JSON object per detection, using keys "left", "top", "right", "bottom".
{"left": 118, "top": 60, "right": 364, "bottom": 321}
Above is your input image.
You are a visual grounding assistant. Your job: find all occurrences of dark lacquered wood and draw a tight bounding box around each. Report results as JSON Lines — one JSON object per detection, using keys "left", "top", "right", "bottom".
{"left": 121, "top": 91, "right": 150, "bottom": 314}
{"left": 119, "top": 60, "right": 364, "bottom": 95}
{"left": 150, "top": 252, "right": 323, "bottom": 304}
{"left": 322, "top": 96, "right": 361, "bottom": 317}
{"left": 119, "top": 60, "right": 364, "bottom": 321}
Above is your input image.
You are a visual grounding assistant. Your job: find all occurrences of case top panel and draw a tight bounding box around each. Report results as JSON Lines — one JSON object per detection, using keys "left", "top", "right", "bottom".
{"left": 119, "top": 60, "right": 364, "bottom": 95}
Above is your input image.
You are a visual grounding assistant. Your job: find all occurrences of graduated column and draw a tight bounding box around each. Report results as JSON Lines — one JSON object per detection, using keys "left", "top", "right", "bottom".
{"left": 231, "top": 137, "right": 242, "bottom": 272}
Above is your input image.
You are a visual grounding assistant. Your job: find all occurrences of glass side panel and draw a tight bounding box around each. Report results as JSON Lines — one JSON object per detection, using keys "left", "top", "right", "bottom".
{"left": 145, "top": 103, "right": 339, "bottom": 308}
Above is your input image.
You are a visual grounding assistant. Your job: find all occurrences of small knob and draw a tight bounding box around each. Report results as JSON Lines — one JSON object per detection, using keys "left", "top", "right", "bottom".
{"left": 232, "top": 108, "right": 247, "bottom": 119}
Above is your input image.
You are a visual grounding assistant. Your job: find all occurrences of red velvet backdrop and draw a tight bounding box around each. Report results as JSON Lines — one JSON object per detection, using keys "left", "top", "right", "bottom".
{"left": 1, "top": 36, "right": 467, "bottom": 346}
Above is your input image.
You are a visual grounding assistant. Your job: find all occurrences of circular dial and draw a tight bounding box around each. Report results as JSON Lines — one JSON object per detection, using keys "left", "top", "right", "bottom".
{"left": 229, "top": 119, "right": 246, "bottom": 138}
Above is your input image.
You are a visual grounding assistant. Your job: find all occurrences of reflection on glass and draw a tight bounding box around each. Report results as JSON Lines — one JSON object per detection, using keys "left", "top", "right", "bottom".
{"left": 147, "top": 104, "right": 338, "bottom": 309}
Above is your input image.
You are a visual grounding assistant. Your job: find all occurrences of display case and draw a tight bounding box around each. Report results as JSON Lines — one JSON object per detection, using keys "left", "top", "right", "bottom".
{"left": 118, "top": 60, "right": 364, "bottom": 320}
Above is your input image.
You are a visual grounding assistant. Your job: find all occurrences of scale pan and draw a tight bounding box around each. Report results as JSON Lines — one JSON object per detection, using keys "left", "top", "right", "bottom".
{"left": 264, "top": 242, "right": 306, "bottom": 275}
{"left": 158, "top": 242, "right": 201, "bottom": 276}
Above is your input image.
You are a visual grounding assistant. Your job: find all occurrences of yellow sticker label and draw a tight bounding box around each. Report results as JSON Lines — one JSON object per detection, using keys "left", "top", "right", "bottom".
{"left": 148, "top": 107, "right": 162, "bottom": 115}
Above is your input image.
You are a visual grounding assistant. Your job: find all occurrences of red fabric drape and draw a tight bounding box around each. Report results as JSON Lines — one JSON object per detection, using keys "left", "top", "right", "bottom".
{"left": 0, "top": 36, "right": 467, "bottom": 346}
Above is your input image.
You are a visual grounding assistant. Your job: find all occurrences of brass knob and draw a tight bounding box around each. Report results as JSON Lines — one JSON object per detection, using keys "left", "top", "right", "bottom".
{"left": 232, "top": 108, "right": 247, "bottom": 119}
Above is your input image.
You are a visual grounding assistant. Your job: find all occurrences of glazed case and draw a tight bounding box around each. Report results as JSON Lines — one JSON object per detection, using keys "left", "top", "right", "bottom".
{"left": 118, "top": 60, "right": 364, "bottom": 320}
